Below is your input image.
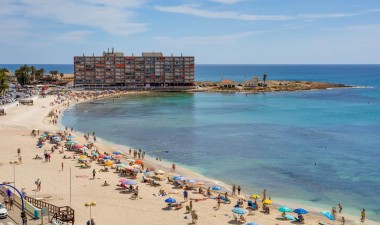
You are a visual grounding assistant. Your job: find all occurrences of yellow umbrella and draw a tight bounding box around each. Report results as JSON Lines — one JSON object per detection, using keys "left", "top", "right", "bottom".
{"left": 263, "top": 199, "right": 272, "bottom": 204}
{"left": 79, "top": 155, "right": 87, "bottom": 159}
{"left": 250, "top": 195, "right": 261, "bottom": 199}
{"left": 237, "top": 195, "right": 246, "bottom": 200}
{"left": 155, "top": 174, "right": 164, "bottom": 179}
{"left": 104, "top": 161, "right": 113, "bottom": 166}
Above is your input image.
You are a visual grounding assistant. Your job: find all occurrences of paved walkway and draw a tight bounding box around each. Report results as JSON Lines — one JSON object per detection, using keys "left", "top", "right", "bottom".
{"left": 1, "top": 195, "right": 41, "bottom": 225}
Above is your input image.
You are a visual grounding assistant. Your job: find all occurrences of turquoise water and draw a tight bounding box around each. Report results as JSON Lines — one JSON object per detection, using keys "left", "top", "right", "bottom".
{"left": 61, "top": 65, "right": 380, "bottom": 221}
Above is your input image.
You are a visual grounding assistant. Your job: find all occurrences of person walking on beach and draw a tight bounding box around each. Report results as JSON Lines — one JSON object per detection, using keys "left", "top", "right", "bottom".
{"left": 237, "top": 186, "right": 241, "bottom": 195}
{"left": 232, "top": 184, "right": 236, "bottom": 195}
{"left": 342, "top": 216, "right": 345, "bottom": 225}
{"left": 361, "top": 209, "right": 365, "bottom": 222}
{"left": 61, "top": 162, "right": 64, "bottom": 171}
{"left": 92, "top": 169, "right": 96, "bottom": 179}
{"left": 172, "top": 163, "right": 176, "bottom": 172}
{"left": 17, "top": 148, "right": 21, "bottom": 156}
{"left": 18, "top": 156, "right": 22, "bottom": 164}
{"left": 184, "top": 189, "right": 188, "bottom": 201}
{"left": 338, "top": 203, "right": 343, "bottom": 213}
{"left": 262, "top": 189, "right": 267, "bottom": 201}
{"left": 217, "top": 194, "right": 221, "bottom": 210}
{"left": 35, "top": 179, "right": 40, "bottom": 190}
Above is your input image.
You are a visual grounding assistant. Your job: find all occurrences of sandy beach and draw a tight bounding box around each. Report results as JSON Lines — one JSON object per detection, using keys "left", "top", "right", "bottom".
{"left": 0, "top": 93, "right": 378, "bottom": 225}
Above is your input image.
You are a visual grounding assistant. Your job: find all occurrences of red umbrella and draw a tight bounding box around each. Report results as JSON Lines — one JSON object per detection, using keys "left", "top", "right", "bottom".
{"left": 98, "top": 154, "right": 105, "bottom": 158}
{"left": 135, "top": 159, "right": 143, "bottom": 164}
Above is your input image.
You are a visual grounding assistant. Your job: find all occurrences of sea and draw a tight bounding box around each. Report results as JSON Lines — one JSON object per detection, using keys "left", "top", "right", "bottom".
{"left": 3, "top": 64, "right": 380, "bottom": 221}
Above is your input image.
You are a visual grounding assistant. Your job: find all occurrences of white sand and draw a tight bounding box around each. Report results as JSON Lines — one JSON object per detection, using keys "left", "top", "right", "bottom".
{"left": 0, "top": 94, "right": 378, "bottom": 225}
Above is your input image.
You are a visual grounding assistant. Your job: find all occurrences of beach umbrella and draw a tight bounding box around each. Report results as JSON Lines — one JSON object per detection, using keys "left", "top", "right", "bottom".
{"left": 124, "top": 180, "right": 137, "bottom": 185}
{"left": 125, "top": 166, "right": 134, "bottom": 170}
{"left": 173, "top": 176, "right": 185, "bottom": 181}
{"left": 263, "top": 199, "right": 272, "bottom": 205}
{"left": 321, "top": 211, "right": 334, "bottom": 220}
{"left": 284, "top": 215, "right": 296, "bottom": 221}
{"left": 232, "top": 207, "right": 246, "bottom": 215}
{"left": 165, "top": 197, "right": 176, "bottom": 203}
{"left": 237, "top": 195, "right": 246, "bottom": 200}
{"left": 98, "top": 154, "right": 105, "bottom": 158}
{"left": 113, "top": 151, "right": 121, "bottom": 155}
{"left": 91, "top": 152, "right": 98, "bottom": 156}
{"left": 145, "top": 172, "right": 155, "bottom": 178}
{"left": 119, "top": 178, "right": 128, "bottom": 183}
{"left": 155, "top": 174, "right": 164, "bottom": 179}
{"left": 116, "top": 163, "right": 126, "bottom": 167}
{"left": 79, "top": 155, "right": 87, "bottom": 159}
{"left": 278, "top": 206, "right": 292, "bottom": 213}
{"left": 212, "top": 186, "right": 221, "bottom": 191}
{"left": 67, "top": 135, "right": 75, "bottom": 139}
{"left": 250, "top": 195, "right": 261, "bottom": 199}
{"left": 293, "top": 208, "right": 308, "bottom": 214}
{"left": 155, "top": 169, "right": 165, "bottom": 174}
{"left": 103, "top": 156, "right": 111, "bottom": 160}
{"left": 135, "top": 159, "right": 143, "bottom": 164}
{"left": 104, "top": 161, "right": 113, "bottom": 166}
{"left": 246, "top": 223, "right": 259, "bottom": 225}
{"left": 186, "top": 179, "right": 196, "bottom": 183}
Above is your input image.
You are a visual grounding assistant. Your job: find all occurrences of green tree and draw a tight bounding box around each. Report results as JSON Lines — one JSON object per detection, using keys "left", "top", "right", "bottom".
{"left": 30, "top": 66, "right": 36, "bottom": 82}
{"left": 0, "top": 68, "right": 10, "bottom": 96}
{"left": 50, "top": 70, "right": 59, "bottom": 81}
{"left": 60, "top": 73, "right": 64, "bottom": 80}
{"left": 15, "top": 65, "right": 31, "bottom": 86}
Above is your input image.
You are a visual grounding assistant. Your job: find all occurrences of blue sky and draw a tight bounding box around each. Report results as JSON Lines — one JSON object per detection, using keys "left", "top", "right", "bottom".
{"left": 1, "top": 0, "right": 380, "bottom": 64}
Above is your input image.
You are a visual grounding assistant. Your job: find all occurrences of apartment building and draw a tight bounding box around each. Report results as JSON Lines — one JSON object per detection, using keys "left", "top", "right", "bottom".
{"left": 74, "top": 50, "right": 195, "bottom": 87}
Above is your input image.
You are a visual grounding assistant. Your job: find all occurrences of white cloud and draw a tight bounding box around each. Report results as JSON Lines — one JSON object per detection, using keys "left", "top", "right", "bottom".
{"left": 210, "top": 0, "right": 241, "bottom": 4}
{"left": 53, "top": 31, "right": 94, "bottom": 43}
{"left": 298, "top": 13, "right": 357, "bottom": 19}
{"left": 154, "top": 5, "right": 291, "bottom": 21}
{"left": 154, "top": 31, "right": 262, "bottom": 47}
{"left": 1, "top": 0, "right": 148, "bottom": 39}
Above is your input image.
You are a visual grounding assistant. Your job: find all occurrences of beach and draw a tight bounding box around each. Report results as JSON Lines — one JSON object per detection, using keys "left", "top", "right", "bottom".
{"left": 0, "top": 93, "right": 379, "bottom": 225}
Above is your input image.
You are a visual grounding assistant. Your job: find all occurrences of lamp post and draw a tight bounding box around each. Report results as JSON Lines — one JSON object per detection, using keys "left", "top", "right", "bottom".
{"left": 9, "top": 161, "right": 18, "bottom": 193}
{"left": 84, "top": 202, "right": 96, "bottom": 225}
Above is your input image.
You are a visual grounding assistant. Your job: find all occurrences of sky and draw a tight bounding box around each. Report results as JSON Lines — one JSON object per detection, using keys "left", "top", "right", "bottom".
{"left": 1, "top": 0, "right": 380, "bottom": 64}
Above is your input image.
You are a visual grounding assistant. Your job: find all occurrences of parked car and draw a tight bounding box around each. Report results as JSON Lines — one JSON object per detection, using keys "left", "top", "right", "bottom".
{"left": 15, "top": 95, "right": 20, "bottom": 98}
{"left": 24, "top": 94, "right": 30, "bottom": 98}
{"left": 0, "top": 203, "right": 8, "bottom": 219}
{"left": 6, "top": 99, "right": 12, "bottom": 103}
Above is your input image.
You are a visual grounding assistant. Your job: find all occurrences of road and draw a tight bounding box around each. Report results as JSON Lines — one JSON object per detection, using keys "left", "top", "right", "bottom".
{"left": 0, "top": 217, "right": 15, "bottom": 225}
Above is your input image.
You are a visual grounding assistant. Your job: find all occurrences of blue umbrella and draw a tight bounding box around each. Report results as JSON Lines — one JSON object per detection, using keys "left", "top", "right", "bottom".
{"left": 294, "top": 208, "right": 308, "bottom": 214}
{"left": 232, "top": 207, "right": 246, "bottom": 215}
{"left": 103, "top": 156, "right": 111, "bottom": 160}
{"left": 113, "top": 151, "right": 121, "bottom": 155}
{"left": 278, "top": 206, "right": 292, "bottom": 213}
{"left": 212, "top": 186, "right": 221, "bottom": 191}
{"left": 68, "top": 135, "right": 74, "bottom": 139}
{"left": 173, "top": 176, "right": 185, "bottom": 181}
{"left": 246, "top": 223, "right": 259, "bottom": 225}
{"left": 124, "top": 180, "right": 138, "bottom": 185}
{"left": 321, "top": 211, "right": 334, "bottom": 220}
{"left": 186, "top": 179, "right": 196, "bottom": 183}
{"left": 284, "top": 215, "right": 296, "bottom": 221}
{"left": 165, "top": 197, "right": 176, "bottom": 203}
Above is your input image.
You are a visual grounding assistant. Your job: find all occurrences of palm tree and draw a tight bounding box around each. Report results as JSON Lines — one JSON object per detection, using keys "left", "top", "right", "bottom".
{"left": 60, "top": 73, "right": 64, "bottom": 80}
{"left": 30, "top": 66, "right": 36, "bottom": 82}
{"left": 0, "top": 68, "right": 10, "bottom": 96}
{"left": 263, "top": 74, "right": 268, "bottom": 86}
{"left": 50, "top": 70, "right": 59, "bottom": 81}
{"left": 15, "top": 65, "right": 31, "bottom": 86}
